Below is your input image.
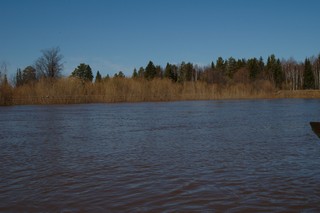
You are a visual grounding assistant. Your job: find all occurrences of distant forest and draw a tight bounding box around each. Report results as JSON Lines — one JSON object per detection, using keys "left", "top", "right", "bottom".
{"left": 131, "top": 54, "right": 320, "bottom": 90}
{"left": 1, "top": 47, "right": 320, "bottom": 105}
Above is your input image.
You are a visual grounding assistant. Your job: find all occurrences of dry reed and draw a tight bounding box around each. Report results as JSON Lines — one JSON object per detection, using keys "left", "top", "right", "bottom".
{"left": 7, "top": 77, "right": 284, "bottom": 105}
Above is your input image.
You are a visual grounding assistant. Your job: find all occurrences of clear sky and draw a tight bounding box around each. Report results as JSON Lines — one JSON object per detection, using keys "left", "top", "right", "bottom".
{"left": 1, "top": 0, "right": 320, "bottom": 77}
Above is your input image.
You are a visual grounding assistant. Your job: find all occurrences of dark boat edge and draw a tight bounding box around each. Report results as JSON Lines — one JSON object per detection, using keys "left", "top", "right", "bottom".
{"left": 310, "top": 122, "right": 320, "bottom": 138}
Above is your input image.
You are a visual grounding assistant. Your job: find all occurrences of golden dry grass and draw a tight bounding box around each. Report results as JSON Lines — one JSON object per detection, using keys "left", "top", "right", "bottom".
{"left": 6, "top": 77, "right": 320, "bottom": 105}
{"left": 7, "top": 77, "right": 284, "bottom": 105}
{"left": 275, "top": 90, "right": 320, "bottom": 99}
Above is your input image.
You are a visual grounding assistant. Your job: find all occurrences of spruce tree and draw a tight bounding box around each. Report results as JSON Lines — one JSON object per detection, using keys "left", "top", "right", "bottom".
{"left": 303, "top": 58, "right": 315, "bottom": 89}
{"left": 144, "top": 61, "right": 156, "bottom": 80}
{"left": 95, "top": 71, "right": 102, "bottom": 83}
{"left": 132, "top": 68, "right": 138, "bottom": 78}
{"left": 267, "top": 54, "right": 283, "bottom": 88}
{"left": 15, "top": 68, "right": 23, "bottom": 87}
{"left": 248, "top": 58, "right": 259, "bottom": 80}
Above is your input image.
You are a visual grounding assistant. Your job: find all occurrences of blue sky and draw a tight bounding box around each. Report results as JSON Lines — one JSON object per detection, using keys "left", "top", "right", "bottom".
{"left": 1, "top": 0, "right": 320, "bottom": 77}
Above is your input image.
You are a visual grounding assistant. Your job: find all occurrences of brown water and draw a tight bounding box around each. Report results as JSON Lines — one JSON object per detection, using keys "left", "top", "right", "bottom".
{"left": 1, "top": 99, "right": 320, "bottom": 212}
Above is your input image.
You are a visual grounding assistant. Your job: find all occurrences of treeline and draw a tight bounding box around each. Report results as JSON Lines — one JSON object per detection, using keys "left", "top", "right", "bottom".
{"left": 1, "top": 47, "right": 320, "bottom": 105}
{"left": 130, "top": 54, "right": 320, "bottom": 90}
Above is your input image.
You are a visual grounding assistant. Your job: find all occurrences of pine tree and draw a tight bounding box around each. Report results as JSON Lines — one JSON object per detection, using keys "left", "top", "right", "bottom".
{"left": 71, "top": 63, "right": 93, "bottom": 82}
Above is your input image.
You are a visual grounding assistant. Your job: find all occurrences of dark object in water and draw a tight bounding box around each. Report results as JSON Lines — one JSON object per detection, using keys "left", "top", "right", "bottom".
{"left": 310, "top": 122, "right": 320, "bottom": 138}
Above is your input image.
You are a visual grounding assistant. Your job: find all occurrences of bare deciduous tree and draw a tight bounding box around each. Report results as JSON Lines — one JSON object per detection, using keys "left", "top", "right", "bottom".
{"left": 35, "top": 47, "right": 63, "bottom": 78}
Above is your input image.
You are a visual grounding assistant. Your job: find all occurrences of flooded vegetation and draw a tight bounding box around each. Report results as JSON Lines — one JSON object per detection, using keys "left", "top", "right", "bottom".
{"left": 1, "top": 99, "right": 320, "bottom": 211}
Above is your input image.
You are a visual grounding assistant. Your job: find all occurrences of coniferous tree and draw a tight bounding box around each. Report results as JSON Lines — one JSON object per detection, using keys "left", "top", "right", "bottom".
{"left": 0, "top": 74, "right": 13, "bottom": 105}
{"left": 226, "top": 57, "right": 237, "bottom": 78}
{"left": 211, "top": 61, "right": 215, "bottom": 69}
{"left": 164, "top": 63, "right": 172, "bottom": 79}
{"left": 95, "top": 71, "right": 102, "bottom": 83}
{"left": 274, "top": 59, "right": 284, "bottom": 88}
{"left": 114, "top": 71, "right": 125, "bottom": 78}
{"left": 145, "top": 61, "right": 156, "bottom": 80}
{"left": 248, "top": 58, "right": 259, "bottom": 80}
{"left": 303, "top": 58, "right": 314, "bottom": 89}
{"left": 258, "top": 56, "right": 265, "bottom": 71}
{"left": 71, "top": 63, "right": 93, "bottom": 82}
{"left": 22, "top": 66, "right": 37, "bottom": 85}
{"left": 164, "top": 63, "right": 176, "bottom": 81}
{"left": 155, "top": 65, "right": 163, "bottom": 78}
{"left": 16, "top": 66, "right": 37, "bottom": 86}
{"left": 15, "top": 68, "right": 23, "bottom": 87}
{"left": 104, "top": 74, "right": 110, "bottom": 80}
{"left": 267, "top": 54, "right": 283, "bottom": 88}
{"left": 132, "top": 68, "right": 138, "bottom": 78}
{"left": 164, "top": 63, "right": 178, "bottom": 82}
{"left": 216, "top": 57, "right": 225, "bottom": 71}
{"left": 138, "top": 67, "right": 145, "bottom": 78}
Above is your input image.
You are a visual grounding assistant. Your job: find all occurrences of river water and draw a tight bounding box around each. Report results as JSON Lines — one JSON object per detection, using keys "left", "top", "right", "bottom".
{"left": 1, "top": 99, "right": 320, "bottom": 212}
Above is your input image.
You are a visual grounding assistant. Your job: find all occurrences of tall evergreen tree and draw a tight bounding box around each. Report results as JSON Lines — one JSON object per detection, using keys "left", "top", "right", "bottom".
{"left": 22, "top": 66, "right": 37, "bottom": 84}
{"left": 114, "top": 71, "right": 125, "bottom": 78}
{"left": 71, "top": 63, "right": 93, "bottom": 82}
{"left": 15, "top": 68, "right": 23, "bottom": 87}
{"left": 211, "top": 61, "right": 215, "bottom": 69}
{"left": 95, "top": 71, "right": 102, "bottom": 83}
{"left": 132, "top": 68, "right": 138, "bottom": 78}
{"left": 226, "top": 57, "right": 237, "bottom": 78}
{"left": 274, "top": 59, "right": 284, "bottom": 88}
{"left": 138, "top": 67, "right": 145, "bottom": 78}
{"left": 267, "top": 54, "right": 283, "bottom": 88}
{"left": 144, "top": 61, "right": 156, "bottom": 80}
{"left": 303, "top": 58, "right": 315, "bottom": 89}
{"left": 155, "top": 65, "right": 163, "bottom": 78}
{"left": 216, "top": 57, "right": 226, "bottom": 71}
{"left": 164, "top": 63, "right": 178, "bottom": 82}
{"left": 247, "top": 58, "right": 259, "bottom": 80}
{"left": 164, "top": 63, "right": 172, "bottom": 79}
{"left": 258, "top": 56, "right": 265, "bottom": 71}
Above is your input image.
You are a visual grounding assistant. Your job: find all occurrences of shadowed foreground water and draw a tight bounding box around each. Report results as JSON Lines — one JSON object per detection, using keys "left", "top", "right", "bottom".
{"left": 1, "top": 99, "right": 320, "bottom": 212}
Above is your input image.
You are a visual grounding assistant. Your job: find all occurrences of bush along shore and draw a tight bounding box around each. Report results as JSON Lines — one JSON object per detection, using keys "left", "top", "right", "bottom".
{"left": 1, "top": 47, "right": 320, "bottom": 106}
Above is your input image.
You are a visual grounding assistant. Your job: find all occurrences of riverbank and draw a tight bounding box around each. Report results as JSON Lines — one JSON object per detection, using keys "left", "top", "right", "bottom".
{"left": 2, "top": 78, "right": 320, "bottom": 106}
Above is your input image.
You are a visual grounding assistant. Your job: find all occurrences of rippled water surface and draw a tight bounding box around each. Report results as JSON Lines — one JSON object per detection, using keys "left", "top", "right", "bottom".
{"left": 1, "top": 99, "right": 320, "bottom": 212}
